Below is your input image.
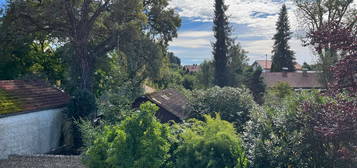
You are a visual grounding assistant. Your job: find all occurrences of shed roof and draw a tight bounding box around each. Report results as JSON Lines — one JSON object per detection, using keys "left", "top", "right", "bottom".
{"left": 262, "top": 72, "right": 324, "bottom": 88}
{"left": 0, "top": 80, "right": 70, "bottom": 115}
{"left": 146, "top": 89, "right": 188, "bottom": 120}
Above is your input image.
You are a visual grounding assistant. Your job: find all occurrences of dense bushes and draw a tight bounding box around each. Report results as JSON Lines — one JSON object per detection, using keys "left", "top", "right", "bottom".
{"left": 175, "top": 115, "right": 249, "bottom": 168}
{"left": 186, "top": 87, "right": 259, "bottom": 132}
{"left": 83, "top": 102, "right": 171, "bottom": 168}
{"left": 82, "top": 101, "right": 249, "bottom": 168}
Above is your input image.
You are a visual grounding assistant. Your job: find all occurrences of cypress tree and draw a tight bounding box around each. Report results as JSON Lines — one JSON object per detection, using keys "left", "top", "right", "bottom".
{"left": 271, "top": 4, "right": 296, "bottom": 72}
{"left": 213, "top": 0, "right": 231, "bottom": 87}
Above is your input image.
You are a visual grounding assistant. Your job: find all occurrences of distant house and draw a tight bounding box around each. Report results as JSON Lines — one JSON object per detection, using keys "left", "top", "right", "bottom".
{"left": 253, "top": 60, "right": 302, "bottom": 72}
{"left": 0, "top": 80, "right": 70, "bottom": 159}
{"left": 262, "top": 71, "right": 324, "bottom": 89}
{"left": 184, "top": 64, "right": 201, "bottom": 73}
{"left": 133, "top": 89, "right": 189, "bottom": 123}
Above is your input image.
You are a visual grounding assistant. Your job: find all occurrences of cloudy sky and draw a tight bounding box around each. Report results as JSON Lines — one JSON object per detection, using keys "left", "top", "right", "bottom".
{"left": 168, "top": 0, "right": 321, "bottom": 65}
{"left": 1, "top": 0, "right": 343, "bottom": 65}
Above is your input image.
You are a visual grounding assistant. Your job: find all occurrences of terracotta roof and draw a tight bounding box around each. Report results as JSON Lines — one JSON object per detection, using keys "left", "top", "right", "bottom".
{"left": 184, "top": 65, "right": 201, "bottom": 72}
{"left": 0, "top": 80, "right": 70, "bottom": 115}
{"left": 146, "top": 89, "right": 188, "bottom": 120}
{"left": 262, "top": 72, "right": 324, "bottom": 88}
{"left": 254, "top": 60, "right": 302, "bottom": 70}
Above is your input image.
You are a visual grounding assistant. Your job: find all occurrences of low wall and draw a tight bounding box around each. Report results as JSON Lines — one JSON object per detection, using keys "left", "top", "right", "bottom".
{"left": 0, "top": 108, "right": 64, "bottom": 159}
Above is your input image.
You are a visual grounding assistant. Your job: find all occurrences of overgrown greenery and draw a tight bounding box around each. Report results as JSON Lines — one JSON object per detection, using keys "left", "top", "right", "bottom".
{"left": 174, "top": 115, "right": 249, "bottom": 168}
{"left": 186, "top": 87, "right": 259, "bottom": 133}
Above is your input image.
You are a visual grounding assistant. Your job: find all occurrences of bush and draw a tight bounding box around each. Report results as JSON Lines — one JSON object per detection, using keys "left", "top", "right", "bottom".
{"left": 186, "top": 87, "right": 259, "bottom": 132}
{"left": 244, "top": 91, "right": 332, "bottom": 168}
{"left": 174, "top": 114, "right": 249, "bottom": 168}
{"left": 82, "top": 102, "right": 171, "bottom": 168}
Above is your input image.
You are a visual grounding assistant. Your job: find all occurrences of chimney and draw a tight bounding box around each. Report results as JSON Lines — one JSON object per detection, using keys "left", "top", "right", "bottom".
{"left": 282, "top": 67, "right": 288, "bottom": 77}
{"left": 302, "top": 68, "right": 308, "bottom": 77}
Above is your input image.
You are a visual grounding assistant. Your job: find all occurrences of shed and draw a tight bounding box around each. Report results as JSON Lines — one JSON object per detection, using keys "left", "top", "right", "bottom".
{"left": 133, "top": 89, "right": 189, "bottom": 123}
{"left": 0, "top": 80, "right": 70, "bottom": 159}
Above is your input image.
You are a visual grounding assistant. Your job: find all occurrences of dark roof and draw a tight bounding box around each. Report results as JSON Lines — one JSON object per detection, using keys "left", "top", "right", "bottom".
{"left": 262, "top": 72, "right": 324, "bottom": 88}
{"left": 254, "top": 60, "right": 302, "bottom": 71}
{"left": 0, "top": 155, "right": 84, "bottom": 168}
{"left": 146, "top": 89, "right": 188, "bottom": 120}
{"left": 0, "top": 80, "right": 70, "bottom": 115}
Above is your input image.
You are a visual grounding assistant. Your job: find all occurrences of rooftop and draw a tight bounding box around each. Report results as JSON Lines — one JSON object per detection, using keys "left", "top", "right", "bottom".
{"left": 0, "top": 80, "right": 70, "bottom": 116}
{"left": 254, "top": 60, "right": 303, "bottom": 71}
{"left": 146, "top": 89, "right": 188, "bottom": 120}
{"left": 262, "top": 72, "right": 324, "bottom": 89}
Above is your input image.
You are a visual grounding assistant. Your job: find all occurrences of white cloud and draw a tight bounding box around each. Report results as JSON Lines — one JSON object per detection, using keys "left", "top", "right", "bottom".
{"left": 178, "top": 31, "right": 213, "bottom": 38}
{"left": 170, "top": 37, "right": 211, "bottom": 49}
{"left": 169, "top": 0, "right": 299, "bottom": 38}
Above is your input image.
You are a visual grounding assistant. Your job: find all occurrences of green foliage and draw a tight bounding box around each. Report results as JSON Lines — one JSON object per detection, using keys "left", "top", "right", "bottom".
{"left": 213, "top": 0, "right": 231, "bottom": 87}
{"left": 197, "top": 60, "right": 214, "bottom": 89}
{"left": 244, "top": 90, "right": 331, "bottom": 168}
{"left": 186, "top": 87, "right": 259, "bottom": 133}
{"left": 228, "top": 42, "right": 249, "bottom": 86}
{"left": 83, "top": 102, "right": 171, "bottom": 168}
{"left": 174, "top": 114, "right": 249, "bottom": 168}
{"left": 271, "top": 4, "right": 296, "bottom": 72}
{"left": 265, "top": 82, "right": 293, "bottom": 105}
{"left": 244, "top": 66, "right": 266, "bottom": 104}
{"left": 0, "top": 89, "right": 23, "bottom": 115}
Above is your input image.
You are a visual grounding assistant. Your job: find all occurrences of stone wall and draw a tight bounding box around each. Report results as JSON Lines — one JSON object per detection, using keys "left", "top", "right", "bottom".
{"left": 0, "top": 108, "right": 64, "bottom": 159}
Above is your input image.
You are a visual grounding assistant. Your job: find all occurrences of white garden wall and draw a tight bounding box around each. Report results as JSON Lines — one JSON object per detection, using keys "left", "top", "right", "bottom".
{"left": 0, "top": 108, "right": 64, "bottom": 159}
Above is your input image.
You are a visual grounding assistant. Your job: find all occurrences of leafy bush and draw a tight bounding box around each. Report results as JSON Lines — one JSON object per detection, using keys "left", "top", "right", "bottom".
{"left": 244, "top": 91, "right": 334, "bottom": 168}
{"left": 83, "top": 102, "right": 171, "bottom": 168}
{"left": 186, "top": 87, "right": 259, "bottom": 132}
{"left": 174, "top": 114, "right": 249, "bottom": 168}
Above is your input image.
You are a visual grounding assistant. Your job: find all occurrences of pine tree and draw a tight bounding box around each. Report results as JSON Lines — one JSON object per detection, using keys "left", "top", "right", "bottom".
{"left": 213, "top": 0, "right": 231, "bottom": 87}
{"left": 271, "top": 4, "right": 296, "bottom": 72}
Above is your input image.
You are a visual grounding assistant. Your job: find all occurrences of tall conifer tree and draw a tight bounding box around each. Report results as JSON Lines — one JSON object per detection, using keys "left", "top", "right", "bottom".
{"left": 213, "top": 0, "right": 231, "bottom": 86}
{"left": 271, "top": 4, "right": 296, "bottom": 72}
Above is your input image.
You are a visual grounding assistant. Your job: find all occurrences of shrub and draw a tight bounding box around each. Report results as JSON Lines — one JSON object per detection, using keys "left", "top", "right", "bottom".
{"left": 82, "top": 102, "right": 171, "bottom": 168}
{"left": 174, "top": 114, "right": 249, "bottom": 168}
{"left": 186, "top": 87, "right": 259, "bottom": 132}
{"left": 244, "top": 90, "right": 334, "bottom": 168}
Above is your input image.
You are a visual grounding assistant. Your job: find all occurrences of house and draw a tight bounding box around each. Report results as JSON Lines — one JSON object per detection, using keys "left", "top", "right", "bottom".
{"left": 0, "top": 80, "right": 70, "bottom": 159}
{"left": 184, "top": 64, "right": 201, "bottom": 73}
{"left": 253, "top": 60, "right": 302, "bottom": 72}
{"left": 262, "top": 71, "right": 324, "bottom": 89}
{"left": 133, "top": 89, "right": 189, "bottom": 123}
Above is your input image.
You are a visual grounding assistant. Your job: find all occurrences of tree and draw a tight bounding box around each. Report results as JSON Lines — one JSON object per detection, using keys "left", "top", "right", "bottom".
{"left": 174, "top": 115, "right": 249, "bottom": 168}
{"left": 212, "top": 0, "right": 231, "bottom": 87}
{"left": 271, "top": 4, "right": 296, "bottom": 72}
{"left": 294, "top": 0, "right": 356, "bottom": 85}
{"left": 186, "top": 87, "right": 259, "bottom": 133}
{"left": 197, "top": 60, "right": 214, "bottom": 89}
{"left": 83, "top": 102, "right": 171, "bottom": 168}
{"left": 4, "top": 0, "right": 180, "bottom": 116}
{"left": 244, "top": 66, "right": 266, "bottom": 105}
{"left": 227, "top": 42, "right": 249, "bottom": 86}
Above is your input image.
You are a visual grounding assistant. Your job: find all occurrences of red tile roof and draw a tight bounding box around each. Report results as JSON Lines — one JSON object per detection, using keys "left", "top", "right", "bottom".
{"left": 262, "top": 72, "right": 324, "bottom": 88}
{"left": 184, "top": 65, "right": 201, "bottom": 73}
{"left": 254, "top": 60, "right": 302, "bottom": 70}
{"left": 0, "top": 80, "right": 70, "bottom": 115}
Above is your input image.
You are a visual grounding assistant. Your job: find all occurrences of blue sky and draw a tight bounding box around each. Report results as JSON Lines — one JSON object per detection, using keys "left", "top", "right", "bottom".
{"left": 168, "top": 0, "right": 321, "bottom": 65}
{"left": 0, "top": 0, "right": 331, "bottom": 65}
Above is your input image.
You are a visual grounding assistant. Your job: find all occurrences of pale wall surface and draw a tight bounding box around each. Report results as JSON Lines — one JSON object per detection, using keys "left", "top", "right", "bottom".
{"left": 0, "top": 108, "right": 64, "bottom": 159}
